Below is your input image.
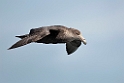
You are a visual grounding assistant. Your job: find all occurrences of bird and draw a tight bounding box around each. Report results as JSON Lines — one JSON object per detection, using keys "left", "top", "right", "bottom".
{"left": 8, "top": 25, "right": 87, "bottom": 55}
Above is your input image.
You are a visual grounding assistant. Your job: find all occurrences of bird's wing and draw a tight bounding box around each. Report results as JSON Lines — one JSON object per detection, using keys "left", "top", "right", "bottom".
{"left": 8, "top": 28, "right": 50, "bottom": 50}
{"left": 47, "top": 25, "right": 67, "bottom": 31}
{"left": 66, "top": 40, "right": 81, "bottom": 55}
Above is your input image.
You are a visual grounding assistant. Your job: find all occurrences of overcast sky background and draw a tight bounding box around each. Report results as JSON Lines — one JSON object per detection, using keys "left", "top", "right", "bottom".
{"left": 0, "top": 0, "right": 124, "bottom": 83}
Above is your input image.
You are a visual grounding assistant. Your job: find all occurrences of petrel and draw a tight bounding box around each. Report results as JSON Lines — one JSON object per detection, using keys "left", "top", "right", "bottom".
{"left": 8, "top": 25, "right": 87, "bottom": 55}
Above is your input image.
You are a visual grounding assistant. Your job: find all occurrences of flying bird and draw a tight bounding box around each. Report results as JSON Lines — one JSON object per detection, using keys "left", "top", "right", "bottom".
{"left": 8, "top": 25, "right": 87, "bottom": 55}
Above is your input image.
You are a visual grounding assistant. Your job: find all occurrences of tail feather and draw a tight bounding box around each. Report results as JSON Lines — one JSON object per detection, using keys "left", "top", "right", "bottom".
{"left": 15, "top": 34, "right": 29, "bottom": 39}
{"left": 8, "top": 37, "right": 32, "bottom": 50}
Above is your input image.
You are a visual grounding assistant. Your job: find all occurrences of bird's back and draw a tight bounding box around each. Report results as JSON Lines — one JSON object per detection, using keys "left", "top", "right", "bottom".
{"left": 36, "top": 27, "right": 67, "bottom": 44}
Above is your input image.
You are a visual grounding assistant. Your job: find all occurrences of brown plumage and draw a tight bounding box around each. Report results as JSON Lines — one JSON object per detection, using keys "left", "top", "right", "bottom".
{"left": 8, "top": 25, "right": 87, "bottom": 55}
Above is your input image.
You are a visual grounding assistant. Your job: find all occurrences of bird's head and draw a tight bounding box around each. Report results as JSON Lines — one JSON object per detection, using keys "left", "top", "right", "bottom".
{"left": 70, "top": 28, "right": 87, "bottom": 45}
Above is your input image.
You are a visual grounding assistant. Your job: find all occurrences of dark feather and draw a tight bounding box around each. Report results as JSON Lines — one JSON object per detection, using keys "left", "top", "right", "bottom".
{"left": 15, "top": 34, "right": 29, "bottom": 39}
{"left": 66, "top": 40, "right": 81, "bottom": 55}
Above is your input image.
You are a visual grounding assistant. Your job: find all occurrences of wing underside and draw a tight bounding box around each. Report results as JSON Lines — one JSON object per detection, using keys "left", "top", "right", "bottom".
{"left": 66, "top": 40, "right": 81, "bottom": 55}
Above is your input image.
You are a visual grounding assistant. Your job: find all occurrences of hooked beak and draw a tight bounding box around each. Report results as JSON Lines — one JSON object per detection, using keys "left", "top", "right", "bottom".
{"left": 82, "top": 39, "right": 87, "bottom": 45}
{"left": 79, "top": 35, "right": 87, "bottom": 45}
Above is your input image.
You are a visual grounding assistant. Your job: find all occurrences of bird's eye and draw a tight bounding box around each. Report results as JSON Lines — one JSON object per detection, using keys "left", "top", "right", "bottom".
{"left": 75, "top": 30, "right": 80, "bottom": 35}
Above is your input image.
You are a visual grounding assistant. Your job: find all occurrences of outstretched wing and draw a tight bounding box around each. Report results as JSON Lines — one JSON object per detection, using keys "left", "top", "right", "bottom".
{"left": 66, "top": 40, "right": 81, "bottom": 55}
{"left": 8, "top": 28, "right": 50, "bottom": 50}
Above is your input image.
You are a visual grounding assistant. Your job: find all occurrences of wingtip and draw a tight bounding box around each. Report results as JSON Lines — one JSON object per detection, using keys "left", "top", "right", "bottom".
{"left": 7, "top": 48, "right": 10, "bottom": 50}
{"left": 67, "top": 52, "right": 72, "bottom": 55}
{"left": 7, "top": 47, "right": 13, "bottom": 50}
{"left": 8, "top": 44, "right": 18, "bottom": 50}
{"left": 7, "top": 48, "right": 11, "bottom": 50}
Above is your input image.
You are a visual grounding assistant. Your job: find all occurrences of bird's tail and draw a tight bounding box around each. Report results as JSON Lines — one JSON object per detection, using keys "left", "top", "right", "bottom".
{"left": 8, "top": 37, "right": 32, "bottom": 50}
{"left": 15, "top": 34, "right": 29, "bottom": 39}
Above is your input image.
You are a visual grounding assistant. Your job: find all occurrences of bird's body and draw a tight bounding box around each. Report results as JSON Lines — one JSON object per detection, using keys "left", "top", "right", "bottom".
{"left": 8, "top": 25, "right": 86, "bottom": 55}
